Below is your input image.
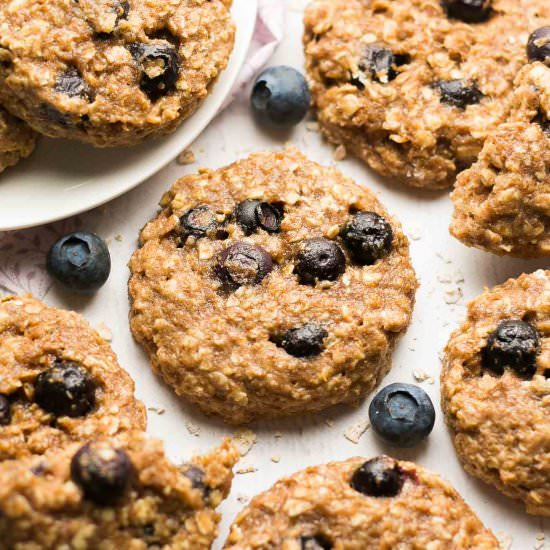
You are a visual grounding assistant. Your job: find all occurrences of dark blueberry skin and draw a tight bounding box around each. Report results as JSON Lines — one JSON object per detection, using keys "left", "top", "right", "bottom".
{"left": 360, "top": 45, "right": 402, "bottom": 84}
{"left": 350, "top": 456, "right": 404, "bottom": 497}
{"left": 527, "top": 27, "right": 550, "bottom": 64}
{"left": 294, "top": 238, "right": 346, "bottom": 284}
{"left": 180, "top": 206, "right": 218, "bottom": 239}
{"left": 369, "top": 383, "right": 435, "bottom": 448}
{"left": 182, "top": 465, "right": 210, "bottom": 497}
{"left": 71, "top": 442, "right": 134, "bottom": 506}
{"left": 436, "top": 80, "right": 482, "bottom": 108}
{"left": 300, "top": 535, "right": 332, "bottom": 550}
{"left": 251, "top": 66, "right": 311, "bottom": 128}
{"left": 533, "top": 110, "right": 550, "bottom": 137}
{"left": 279, "top": 323, "right": 328, "bottom": 358}
{"left": 341, "top": 211, "right": 393, "bottom": 265}
{"left": 483, "top": 320, "right": 540, "bottom": 378}
{"left": 441, "top": 0, "right": 491, "bottom": 23}
{"left": 47, "top": 232, "right": 111, "bottom": 294}
{"left": 55, "top": 68, "right": 93, "bottom": 100}
{"left": 0, "top": 395, "right": 11, "bottom": 426}
{"left": 129, "top": 42, "right": 180, "bottom": 101}
{"left": 215, "top": 242, "right": 273, "bottom": 288}
{"left": 235, "top": 200, "right": 283, "bottom": 235}
{"left": 35, "top": 361, "right": 96, "bottom": 418}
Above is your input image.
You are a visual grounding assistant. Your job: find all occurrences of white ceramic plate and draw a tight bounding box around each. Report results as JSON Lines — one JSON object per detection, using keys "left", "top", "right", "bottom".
{"left": 0, "top": 0, "right": 257, "bottom": 231}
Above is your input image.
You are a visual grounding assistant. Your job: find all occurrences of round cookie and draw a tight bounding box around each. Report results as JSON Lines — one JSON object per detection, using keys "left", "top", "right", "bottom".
{"left": 129, "top": 148, "right": 417, "bottom": 424}
{"left": 0, "top": 433, "right": 238, "bottom": 548}
{"left": 223, "top": 455, "right": 498, "bottom": 548}
{"left": 0, "top": 0, "right": 234, "bottom": 147}
{"left": 451, "top": 62, "right": 550, "bottom": 257}
{"left": 441, "top": 270, "right": 550, "bottom": 516}
{"left": 303, "top": 0, "right": 550, "bottom": 189}
{"left": 0, "top": 295, "right": 146, "bottom": 461}
{"left": 0, "top": 105, "right": 36, "bottom": 173}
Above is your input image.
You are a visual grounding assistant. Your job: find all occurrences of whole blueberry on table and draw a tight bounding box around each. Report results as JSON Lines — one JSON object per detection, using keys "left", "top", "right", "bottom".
{"left": 47, "top": 231, "right": 111, "bottom": 293}
{"left": 251, "top": 66, "right": 311, "bottom": 128}
{"left": 369, "top": 383, "right": 435, "bottom": 447}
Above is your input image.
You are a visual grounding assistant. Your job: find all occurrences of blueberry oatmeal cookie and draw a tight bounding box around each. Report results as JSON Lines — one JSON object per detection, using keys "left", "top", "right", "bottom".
{"left": 0, "top": 432, "right": 238, "bottom": 549}
{"left": 303, "top": 0, "right": 550, "bottom": 189}
{"left": 223, "top": 455, "right": 498, "bottom": 549}
{"left": 0, "top": 105, "right": 36, "bottom": 173}
{"left": 450, "top": 60, "right": 550, "bottom": 257}
{"left": 0, "top": 295, "right": 146, "bottom": 461}
{"left": 441, "top": 270, "right": 550, "bottom": 515}
{"left": 129, "top": 148, "right": 417, "bottom": 424}
{"left": 0, "top": 0, "right": 234, "bottom": 147}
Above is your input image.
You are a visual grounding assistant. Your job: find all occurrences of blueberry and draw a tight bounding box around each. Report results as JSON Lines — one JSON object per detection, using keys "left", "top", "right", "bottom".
{"left": 34, "top": 361, "right": 96, "bottom": 418}
{"left": 300, "top": 535, "right": 332, "bottom": 550}
{"left": 71, "top": 441, "right": 134, "bottom": 506}
{"left": 527, "top": 27, "right": 550, "bottom": 64}
{"left": 441, "top": 0, "right": 491, "bottom": 23}
{"left": 358, "top": 45, "right": 406, "bottom": 84}
{"left": 235, "top": 200, "right": 283, "bottom": 234}
{"left": 0, "top": 395, "right": 11, "bottom": 426}
{"left": 436, "top": 79, "right": 482, "bottom": 108}
{"left": 278, "top": 323, "right": 328, "bottom": 357}
{"left": 251, "top": 66, "right": 311, "bottom": 128}
{"left": 350, "top": 456, "right": 404, "bottom": 497}
{"left": 55, "top": 68, "right": 93, "bottom": 100}
{"left": 369, "top": 383, "right": 435, "bottom": 448}
{"left": 294, "top": 238, "right": 346, "bottom": 284}
{"left": 215, "top": 241, "right": 273, "bottom": 288}
{"left": 180, "top": 206, "right": 218, "bottom": 239}
{"left": 533, "top": 110, "right": 550, "bottom": 136}
{"left": 483, "top": 319, "right": 540, "bottom": 378}
{"left": 47, "top": 232, "right": 111, "bottom": 294}
{"left": 182, "top": 465, "right": 210, "bottom": 497}
{"left": 341, "top": 212, "right": 393, "bottom": 265}
{"left": 129, "top": 42, "right": 180, "bottom": 101}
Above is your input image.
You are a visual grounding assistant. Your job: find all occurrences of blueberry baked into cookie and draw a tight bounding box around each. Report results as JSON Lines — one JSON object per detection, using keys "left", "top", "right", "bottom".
{"left": 0, "top": 432, "right": 238, "bottom": 549}
{"left": 0, "top": 105, "right": 36, "bottom": 173}
{"left": 0, "top": 295, "right": 146, "bottom": 461}
{"left": 0, "top": 0, "right": 234, "bottom": 146}
{"left": 129, "top": 148, "right": 417, "bottom": 424}
{"left": 304, "top": 0, "right": 550, "bottom": 189}
{"left": 441, "top": 270, "right": 550, "bottom": 515}
{"left": 223, "top": 455, "right": 499, "bottom": 548}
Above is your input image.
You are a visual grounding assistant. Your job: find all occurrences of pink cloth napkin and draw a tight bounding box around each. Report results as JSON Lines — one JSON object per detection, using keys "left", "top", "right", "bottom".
{"left": 0, "top": 0, "right": 284, "bottom": 298}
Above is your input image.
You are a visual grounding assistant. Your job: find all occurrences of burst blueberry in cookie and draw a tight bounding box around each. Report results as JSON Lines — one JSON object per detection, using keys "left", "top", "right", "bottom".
{"left": 300, "top": 535, "right": 332, "bottom": 550}
{"left": 341, "top": 212, "right": 393, "bottom": 265}
{"left": 235, "top": 200, "right": 283, "bottom": 235}
{"left": 527, "top": 26, "right": 550, "bottom": 63}
{"left": 436, "top": 80, "right": 482, "bottom": 108}
{"left": 441, "top": 0, "right": 491, "bottom": 23}
{"left": 294, "top": 238, "right": 346, "bottom": 284}
{"left": 215, "top": 242, "right": 274, "bottom": 288}
{"left": 277, "top": 323, "right": 328, "bottom": 358}
{"left": 0, "top": 395, "right": 10, "bottom": 426}
{"left": 350, "top": 456, "right": 404, "bottom": 497}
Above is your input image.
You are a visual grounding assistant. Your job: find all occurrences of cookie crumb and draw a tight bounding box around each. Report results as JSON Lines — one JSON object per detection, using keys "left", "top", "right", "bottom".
{"left": 496, "top": 532, "right": 513, "bottom": 550}
{"left": 185, "top": 420, "right": 200, "bottom": 436}
{"left": 236, "top": 493, "right": 250, "bottom": 504}
{"left": 270, "top": 455, "right": 281, "bottom": 463}
{"left": 114, "top": 234, "right": 123, "bottom": 242}
{"left": 343, "top": 418, "right": 370, "bottom": 444}
{"left": 306, "top": 121, "right": 320, "bottom": 132}
{"left": 413, "top": 369, "right": 435, "bottom": 384}
{"left": 233, "top": 429, "right": 257, "bottom": 456}
{"left": 236, "top": 465, "right": 258, "bottom": 475}
{"left": 333, "top": 145, "right": 347, "bottom": 161}
{"left": 177, "top": 149, "right": 196, "bottom": 165}
{"left": 324, "top": 418, "right": 335, "bottom": 427}
{"left": 407, "top": 225, "right": 422, "bottom": 241}
{"left": 148, "top": 406, "right": 166, "bottom": 416}
{"left": 444, "top": 287, "right": 463, "bottom": 305}
{"left": 94, "top": 322, "right": 112, "bottom": 342}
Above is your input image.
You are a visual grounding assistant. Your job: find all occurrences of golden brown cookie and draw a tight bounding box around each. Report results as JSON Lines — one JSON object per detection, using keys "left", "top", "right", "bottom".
{"left": 223, "top": 455, "right": 499, "bottom": 549}
{"left": 0, "top": 0, "right": 234, "bottom": 146}
{"left": 129, "top": 148, "right": 417, "bottom": 424}
{"left": 0, "top": 106, "right": 36, "bottom": 173}
{"left": 0, "top": 433, "right": 238, "bottom": 549}
{"left": 441, "top": 270, "right": 550, "bottom": 516}
{"left": 303, "top": 0, "right": 550, "bottom": 189}
{"left": 0, "top": 295, "right": 146, "bottom": 461}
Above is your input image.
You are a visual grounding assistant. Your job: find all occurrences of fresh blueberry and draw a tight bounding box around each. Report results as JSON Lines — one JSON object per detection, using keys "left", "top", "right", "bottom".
{"left": 71, "top": 441, "right": 134, "bottom": 506}
{"left": 436, "top": 79, "right": 482, "bottom": 108}
{"left": 350, "top": 456, "right": 404, "bottom": 497}
{"left": 341, "top": 211, "right": 393, "bottom": 265}
{"left": 0, "top": 395, "right": 11, "bottom": 426}
{"left": 277, "top": 323, "right": 328, "bottom": 357}
{"left": 235, "top": 200, "right": 283, "bottom": 234}
{"left": 369, "top": 383, "right": 435, "bottom": 448}
{"left": 55, "top": 68, "right": 93, "bottom": 100}
{"left": 294, "top": 238, "right": 346, "bottom": 284}
{"left": 34, "top": 361, "right": 96, "bottom": 418}
{"left": 215, "top": 241, "right": 273, "bottom": 288}
{"left": 182, "top": 465, "right": 210, "bottom": 498}
{"left": 251, "top": 66, "right": 311, "bottom": 128}
{"left": 180, "top": 206, "right": 218, "bottom": 239}
{"left": 483, "top": 319, "right": 540, "bottom": 378}
{"left": 129, "top": 42, "right": 180, "bottom": 101}
{"left": 47, "top": 232, "right": 111, "bottom": 294}
{"left": 441, "top": 0, "right": 491, "bottom": 23}
{"left": 300, "top": 535, "right": 332, "bottom": 550}
{"left": 527, "top": 27, "right": 550, "bottom": 64}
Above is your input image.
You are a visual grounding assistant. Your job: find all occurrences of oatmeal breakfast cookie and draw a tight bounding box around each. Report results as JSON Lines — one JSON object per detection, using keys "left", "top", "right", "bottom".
{"left": 129, "top": 148, "right": 417, "bottom": 424}
{"left": 223, "top": 455, "right": 498, "bottom": 549}
{"left": 303, "top": 0, "right": 550, "bottom": 189}
{"left": 450, "top": 62, "right": 550, "bottom": 257}
{"left": 441, "top": 270, "right": 550, "bottom": 516}
{"left": 0, "top": 295, "right": 146, "bottom": 461}
{"left": 0, "top": 432, "right": 238, "bottom": 549}
{"left": 0, "top": 105, "right": 36, "bottom": 174}
{"left": 0, "top": 0, "right": 234, "bottom": 147}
